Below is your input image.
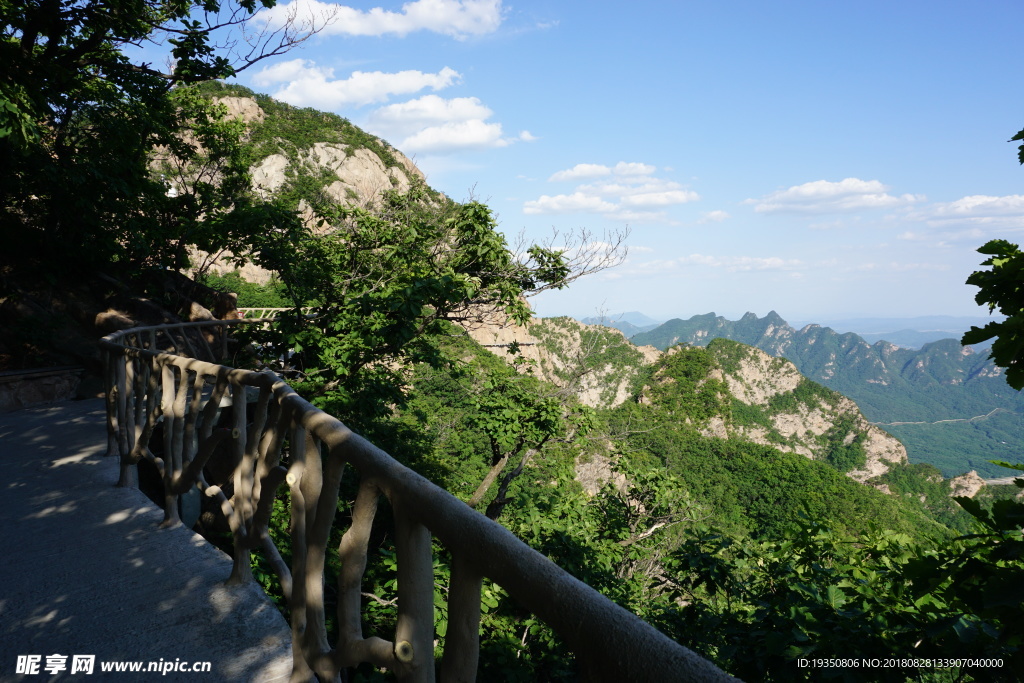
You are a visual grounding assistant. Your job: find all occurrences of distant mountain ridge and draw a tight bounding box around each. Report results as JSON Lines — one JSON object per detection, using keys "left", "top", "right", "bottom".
{"left": 789, "top": 314, "right": 1000, "bottom": 350}
{"left": 580, "top": 311, "right": 663, "bottom": 337}
{"left": 631, "top": 312, "right": 1024, "bottom": 477}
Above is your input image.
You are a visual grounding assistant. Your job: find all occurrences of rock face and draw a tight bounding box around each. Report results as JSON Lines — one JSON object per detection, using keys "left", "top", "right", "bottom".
{"left": 948, "top": 470, "right": 986, "bottom": 498}
{"left": 463, "top": 314, "right": 661, "bottom": 410}
{"left": 707, "top": 342, "right": 907, "bottom": 482}
{"left": 213, "top": 96, "right": 266, "bottom": 124}
{"left": 193, "top": 96, "right": 428, "bottom": 284}
{"left": 465, "top": 314, "right": 909, "bottom": 495}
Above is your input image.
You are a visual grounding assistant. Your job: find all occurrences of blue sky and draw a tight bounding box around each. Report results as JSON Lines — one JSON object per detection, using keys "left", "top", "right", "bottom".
{"left": 216, "top": 1, "right": 1024, "bottom": 322}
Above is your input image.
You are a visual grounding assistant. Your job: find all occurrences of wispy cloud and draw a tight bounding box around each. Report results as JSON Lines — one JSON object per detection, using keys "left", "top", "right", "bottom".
{"left": 366, "top": 94, "right": 533, "bottom": 154}
{"left": 523, "top": 192, "right": 617, "bottom": 214}
{"left": 547, "top": 161, "right": 655, "bottom": 182}
{"left": 698, "top": 210, "right": 730, "bottom": 224}
{"left": 678, "top": 254, "right": 804, "bottom": 272}
{"left": 258, "top": 0, "right": 505, "bottom": 40}
{"left": 252, "top": 60, "right": 460, "bottom": 109}
{"left": 749, "top": 178, "right": 924, "bottom": 214}
{"left": 908, "top": 194, "right": 1024, "bottom": 228}
{"left": 895, "top": 194, "right": 1024, "bottom": 246}
{"left": 526, "top": 162, "right": 698, "bottom": 220}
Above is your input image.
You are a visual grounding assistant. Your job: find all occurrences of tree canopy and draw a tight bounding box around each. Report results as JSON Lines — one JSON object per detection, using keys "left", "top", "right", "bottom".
{"left": 0, "top": 0, "right": 325, "bottom": 275}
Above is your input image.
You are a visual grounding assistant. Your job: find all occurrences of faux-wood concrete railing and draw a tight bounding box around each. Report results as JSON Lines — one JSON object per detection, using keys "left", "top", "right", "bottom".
{"left": 99, "top": 320, "right": 735, "bottom": 683}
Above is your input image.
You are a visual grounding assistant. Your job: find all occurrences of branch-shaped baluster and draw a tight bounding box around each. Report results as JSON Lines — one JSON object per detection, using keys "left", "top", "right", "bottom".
{"left": 250, "top": 464, "right": 292, "bottom": 601}
{"left": 174, "top": 428, "right": 234, "bottom": 495}
{"left": 104, "top": 348, "right": 119, "bottom": 458}
{"left": 219, "top": 322, "right": 229, "bottom": 362}
{"left": 252, "top": 385, "right": 287, "bottom": 515}
{"left": 336, "top": 479, "right": 396, "bottom": 671}
{"left": 244, "top": 379, "right": 274, "bottom": 506}
{"left": 178, "top": 325, "right": 198, "bottom": 359}
{"left": 182, "top": 361, "right": 207, "bottom": 470}
{"left": 227, "top": 373, "right": 253, "bottom": 585}
{"left": 285, "top": 422, "right": 316, "bottom": 682}
{"left": 198, "top": 371, "right": 230, "bottom": 443}
{"left": 123, "top": 351, "right": 138, "bottom": 454}
{"left": 393, "top": 498, "right": 436, "bottom": 683}
{"left": 114, "top": 352, "right": 130, "bottom": 466}
{"left": 120, "top": 354, "right": 163, "bottom": 488}
{"left": 161, "top": 364, "right": 190, "bottom": 528}
{"left": 133, "top": 352, "right": 150, "bottom": 456}
{"left": 293, "top": 420, "right": 350, "bottom": 681}
{"left": 440, "top": 553, "right": 482, "bottom": 683}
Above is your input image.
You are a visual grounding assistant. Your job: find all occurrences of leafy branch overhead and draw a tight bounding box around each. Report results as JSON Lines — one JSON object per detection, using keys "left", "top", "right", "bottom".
{"left": 963, "top": 241, "right": 1024, "bottom": 390}
{"left": 0, "top": 0, "right": 331, "bottom": 275}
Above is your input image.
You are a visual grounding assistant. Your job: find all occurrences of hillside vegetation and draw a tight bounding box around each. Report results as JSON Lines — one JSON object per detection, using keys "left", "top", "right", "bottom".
{"left": 633, "top": 311, "right": 1024, "bottom": 477}
{"left": 4, "top": 41, "right": 1022, "bottom": 679}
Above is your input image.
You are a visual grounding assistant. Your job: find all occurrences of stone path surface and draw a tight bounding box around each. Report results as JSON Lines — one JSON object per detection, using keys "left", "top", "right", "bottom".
{"left": 0, "top": 399, "right": 293, "bottom": 682}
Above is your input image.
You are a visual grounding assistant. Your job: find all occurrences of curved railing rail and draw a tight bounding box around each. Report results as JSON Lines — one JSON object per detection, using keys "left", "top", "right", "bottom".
{"left": 99, "top": 319, "right": 734, "bottom": 682}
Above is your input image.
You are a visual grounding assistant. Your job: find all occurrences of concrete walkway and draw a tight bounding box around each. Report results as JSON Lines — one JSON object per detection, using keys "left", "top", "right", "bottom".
{"left": 0, "top": 399, "right": 293, "bottom": 682}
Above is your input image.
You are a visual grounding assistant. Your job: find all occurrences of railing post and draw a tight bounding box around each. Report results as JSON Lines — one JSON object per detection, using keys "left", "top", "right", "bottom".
{"left": 440, "top": 554, "right": 482, "bottom": 683}
{"left": 103, "top": 348, "right": 118, "bottom": 458}
{"left": 114, "top": 353, "right": 135, "bottom": 487}
{"left": 393, "top": 499, "right": 435, "bottom": 683}
{"left": 227, "top": 377, "right": 253, "bottom": 585}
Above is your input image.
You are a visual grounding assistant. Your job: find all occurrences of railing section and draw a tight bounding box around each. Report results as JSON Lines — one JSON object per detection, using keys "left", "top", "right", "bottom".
{"left": 99, "top": 320, "right": 735, "bottom": 683}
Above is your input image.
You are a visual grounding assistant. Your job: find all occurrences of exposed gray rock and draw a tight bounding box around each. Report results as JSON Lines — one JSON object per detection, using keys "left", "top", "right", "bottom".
{"left": 949, "top": 470, "right": 986, "bottom": 498}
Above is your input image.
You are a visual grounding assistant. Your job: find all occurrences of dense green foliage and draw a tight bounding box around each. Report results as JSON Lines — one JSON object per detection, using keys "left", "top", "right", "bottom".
{"left": 200, "top": 270, "right": 291, "bottom": 308}
{"left": 531, "top": 316, "right": 651, "bottom": 406}
{"left": 0, "top": 1, "right": 306, "bottom": 282}
{"left": 964, "top": 239, "right": 1024, "bottom": 390}
{"left": 608, "top": 347, "right": 951, "bottom": 543}
{"left": 244, "top": 324, "right": 1022, "bottom": 681}
{"left": 9, "top": 6, "right": 1023, "bottom": 676}
{"left": 194, "top": 80, "right": 407, "bottom": 173}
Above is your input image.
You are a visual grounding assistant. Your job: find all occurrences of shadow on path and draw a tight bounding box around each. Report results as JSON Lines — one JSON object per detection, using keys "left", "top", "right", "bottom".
{"left": 0, "top": 400, "right": 292, "bottom": 682}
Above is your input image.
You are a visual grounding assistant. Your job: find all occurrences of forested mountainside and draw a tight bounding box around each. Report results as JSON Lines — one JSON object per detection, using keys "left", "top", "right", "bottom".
{"left": 633, "top": 311, "right": 1024, "bottom": 477}
{"left": 6, "top": 65, "right": 1022, "bottom": 680}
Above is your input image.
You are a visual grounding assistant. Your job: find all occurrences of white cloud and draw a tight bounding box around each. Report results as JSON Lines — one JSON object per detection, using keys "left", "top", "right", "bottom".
{"left": 620, "top": 190, "right": 700, "bottom": 207}
{"left": 364, "top": 93, "right": 530, "bottom": 154}
{"left": 258, "top": 0, "right": 505, "bottom": 40}
{"left": 252, "top": 60, "right": 460, "bottom": 109}
{"left": 523, "top": 193, "right": 617, "bottom": 215}
{"left": 367, "top": 95, "right": 490, "bottom": 136}
{"left": 751, "top": 178, "right": 924, "bottom": 214}
{"left": 399, "top": 119, "right": 508, "bottom": 153}
{"left": 528, "top": 162, "right": 697, "bottom": 217}
{"left": 547, "top": 161, "right": 656, "bottom": 182}
{"left": 698, "top": 210, "right": 730, "bottom": 223}
{"left": 678, "top": 254, "right": 804, "bottom": 272}
{"left": 613, "top": 161, "right": 656, "bottom": 176}
{"left": 894, "top": 194, "right": 1024, "bottom": 245}
{"left": 912, "top": 194, "right": 1024, "bottom": 228}
{"left": 548, "top": 164, "right": 612, "bottom": 182}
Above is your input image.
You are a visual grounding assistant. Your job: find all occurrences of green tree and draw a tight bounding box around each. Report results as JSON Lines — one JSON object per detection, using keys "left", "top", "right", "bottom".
{"left": 961, "top": 126, "right": 1024, "bottom": 388}
{"left": 258, "top": 187, "right": 620, "bottom": 428}
{"left": 0, "top": 0, "right": 324, "bottom": 277}
{"left": 963, "top": 239, "right": 1024, "bottom": 389}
